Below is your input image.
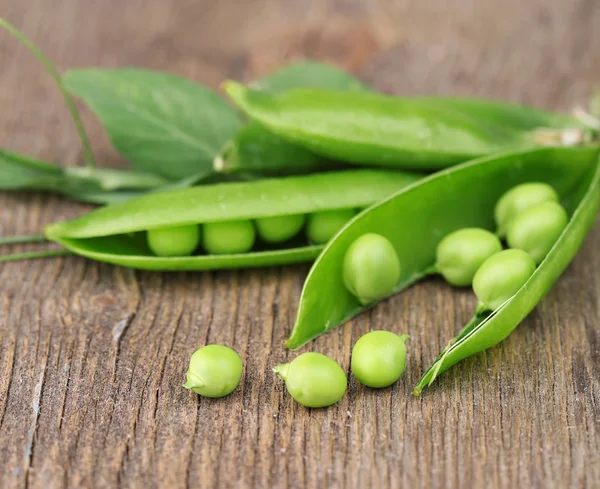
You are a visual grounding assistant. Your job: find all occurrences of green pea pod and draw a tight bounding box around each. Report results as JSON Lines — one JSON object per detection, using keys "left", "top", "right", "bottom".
{"left": 42, "top": 169, "right": 421, "bottom": 271}
{"left": 224, "top": 82, "right": 595, "bottom": 170}
{"left": 215, "top": 62, "right": 366, "bottom": 177}
{"left": 286, "top": 147, "right": 599, "bottom": 358}
{"left": 214, "top": 120, "right": 346, "bottom": 176}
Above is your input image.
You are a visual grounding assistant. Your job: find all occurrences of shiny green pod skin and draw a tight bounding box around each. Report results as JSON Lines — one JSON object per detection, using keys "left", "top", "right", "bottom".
{"left": 43, "top": 169, "right": 421, "bottom": 271}
{"left": 224, "top": 81, "right": 590, "bottom": 170}
{"left": 215, "top": 62, "right": 366, "bottom": 177}
{"left": 287, "top": 147, "right": 600, "bottom": 393}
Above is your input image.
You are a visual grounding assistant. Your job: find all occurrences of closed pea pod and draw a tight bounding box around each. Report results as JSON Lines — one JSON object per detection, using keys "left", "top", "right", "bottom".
{"left": 434, "top": 228, "right": 502, "bottom": 286}
{"left": 224, "top": 81, "right": 591, "bottom": 170}
{"left": 274, "top": 352, "right": 347, "bottom": 408}
{"left": 506, "top": 201, "right": 569, "bottom": 264}
{"left": 40, "top": 169, "right": 421, "bottom": 271}
{"left": 351, "top": 331, "right": 410, "bottom": 388}
{"left": 284, "top": 147, "right": 600, "bottom": 395}
{"left": 183, "top": 345, "right": 243, "bottom": 398}
{"left": 214, "top": 62, "right": 366, "bottom": 177}
{"left": 494, "top": 182, "right": 560, "bottom": 237}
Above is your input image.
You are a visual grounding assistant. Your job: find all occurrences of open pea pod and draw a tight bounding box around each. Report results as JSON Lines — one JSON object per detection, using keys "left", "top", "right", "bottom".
{"left": 224, "top": 82, "right": 596, "bottom": 170}
{"left": 287, "top": 147, "right": 600, "bottom": 360}
{"left": 43, "top": 169, "right": 421, "bottom": 271}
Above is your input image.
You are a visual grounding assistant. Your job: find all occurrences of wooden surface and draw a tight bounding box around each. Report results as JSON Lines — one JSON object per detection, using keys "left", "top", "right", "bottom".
{"left": 1, "top": 1, "right": 599, "bottom": 488}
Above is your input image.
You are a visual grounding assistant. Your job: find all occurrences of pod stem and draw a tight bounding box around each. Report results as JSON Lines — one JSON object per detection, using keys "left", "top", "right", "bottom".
{"left": 0, "top": 234, "right": 47, "bottom": 245}
{"left": 0, "top": 249, "right": 73, "bottom": 263}
{"left": 533, "top": 127, "right": 594, "bottom": 147}
{"left": 0, "top": 18, "right": 96, "bottom": 169}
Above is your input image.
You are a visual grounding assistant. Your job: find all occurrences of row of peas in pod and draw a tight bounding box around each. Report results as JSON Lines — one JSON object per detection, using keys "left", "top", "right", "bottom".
{"left": 183, "top": 330, "right": 410, "bottom": 407}
{"left": 342, "top": 181, "right": 568, "bottom": 310}
{"left": 147, "top": 209, "right": 358, "bottom": 257}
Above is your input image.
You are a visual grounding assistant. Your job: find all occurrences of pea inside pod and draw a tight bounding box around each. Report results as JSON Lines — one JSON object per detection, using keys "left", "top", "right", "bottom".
{"left": 256, "top": 214, "right": 306, "bottom": 243}
{"left": 494, "top": 182, "right": 560, "bottom": 237}
{"left": 343, "top": 233, "right": 401, "bottom": 305}
{"left": 434, "top": 228, "right": 503, "bottom": 286}
{"left": 306, "top": 209, "right": 357, "bottom": 244}
{"left": 147, "top": 224, "right": 201, "bottom": 257}
{"left": 43, "top": 169, "right": 421, "bottom": 271}
{"left": 506, "top": 200, "right": 569, "bottom": 264}
{"left": 472, "top": 249, "right": 537, "bottom": 311}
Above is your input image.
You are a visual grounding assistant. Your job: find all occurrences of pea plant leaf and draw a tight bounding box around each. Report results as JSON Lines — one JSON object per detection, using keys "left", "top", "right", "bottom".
{"left": 63, "top": 68, "right": 242, "bottom": 180}
{"left": 251, "top": 60, "right": 368, "bottom": 92}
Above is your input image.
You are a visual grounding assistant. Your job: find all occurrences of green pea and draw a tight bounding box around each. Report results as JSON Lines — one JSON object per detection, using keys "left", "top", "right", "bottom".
{"left": 306, "top": 209, "right": 356, "bottom": 244}
{"left": 351, "top": 331, "right": 409, "bottom": 388}
{"left": 147, "top": 224, "right": 201, "bottom": 257}
{"left": 203, "top": 220, "right": 256, "bottom": 254}
{"left": 494, "top": 182, "right": 559, "bottom": 237}
{"left": 255, "top": 214, "right": 306, "bottom": 243}
{"left": 506, "top": 201, "right": 568, "bottom": 264}
{"left": 343, "top": 233, "right": 400, "bottom": 305}
{"left": 435, "top": 228, "right": 503, "bottom": 287}
{"left": 273, "top": 352, "right": 347, "bottom": 408}
{"left": 183, "top": 345, "right": 243, "bottom": 398}
{"left": 473, "top": 249, "right": 536, "bottom": 311}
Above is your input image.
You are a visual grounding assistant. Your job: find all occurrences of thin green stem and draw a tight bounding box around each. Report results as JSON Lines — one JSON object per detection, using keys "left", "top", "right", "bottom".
{"left": 0, "top": 18, "right": 96, "bottom": 169}
{"left": 0, "top": 234, "right": 47, "bottom": 245}
{"left": 0, "top": 148, "right": 62, "bottom": 173}
{"left": 0, "top": 249, "right": 73, "bottom": 263}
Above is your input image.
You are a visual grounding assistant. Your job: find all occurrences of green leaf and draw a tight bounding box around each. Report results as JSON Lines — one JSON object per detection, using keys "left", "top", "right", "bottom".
{"left": 64, "top": 68, "right": 242, "bottom": 180}
{"left": 251, "top": 61, "right": 367, "bottom": 92}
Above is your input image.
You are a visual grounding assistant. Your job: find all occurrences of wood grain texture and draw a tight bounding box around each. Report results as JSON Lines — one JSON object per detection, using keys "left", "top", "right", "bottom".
{"left": 1, "top": 0, "right": 599, "bottom": 488}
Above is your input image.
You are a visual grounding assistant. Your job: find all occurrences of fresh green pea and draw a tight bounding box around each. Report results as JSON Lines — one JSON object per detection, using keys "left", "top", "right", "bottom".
{"left": 203, "top": 220, "right": 256, "bottom": 254}
{"left": 435, "top": 228, "right": 503, "bottom": 286}
{"left": 183, "top": 345, "right": 243, "bottom": 398}
{"left": 306, "top": 209, "right": 356, "bottom": 244}
{"left": 273, "top": 352, "right": 347, "bottom": 408}
{"left": 473, "top": 249, "right": 536, "bottom": 311}
{"left": 146, "top": 224, "right": 201, "bottom": 257}
{"left": 255, "top": 214, "right": 306, "bottom": 243}
{"left": 494, "top": 182, "right": 559, "bottom": 237}
{"left": 351, "top": 331, "right": 409, "bottom": 388}
{"left": 343, "top": 233, "right": 400, "bottom": 305}
{"left": 506, "top": 201, "right": 568, "bottom": 264}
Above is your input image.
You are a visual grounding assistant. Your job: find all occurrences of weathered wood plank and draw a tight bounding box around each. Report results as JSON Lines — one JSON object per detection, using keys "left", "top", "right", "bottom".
{"left": 0, "top": 0, "right": 599, "bottom": 488}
